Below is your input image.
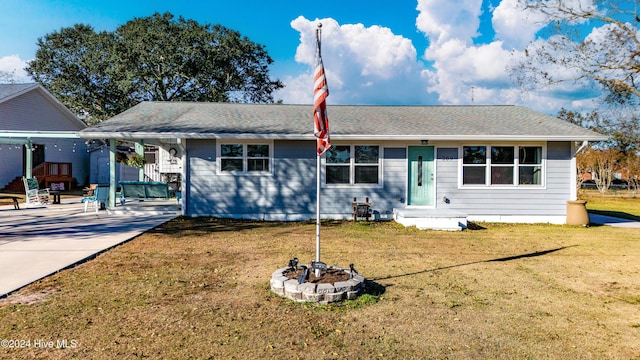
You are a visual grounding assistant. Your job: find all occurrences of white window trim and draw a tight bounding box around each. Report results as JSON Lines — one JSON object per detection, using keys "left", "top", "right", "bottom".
{"left": 458, "top": 143, "right": 546, "bottom": 189}
{"left": 216, "top": 140, "right": 274, "bottom": 175}
{"left": 322, "top": 143, "right": 384, "bottom": 188}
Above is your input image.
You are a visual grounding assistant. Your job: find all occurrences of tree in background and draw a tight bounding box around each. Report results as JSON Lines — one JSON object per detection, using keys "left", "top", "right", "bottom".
{"left": 512, "top": 1, "right": 639, "bottom": 155}
{"left": 558, "top": 108, "right": 639, "bottom": 155}
{"left": 620, "top": 152, "right": 639, "bottom": 196}
{"left": 567, "top": 108, "right": 637, "bottom": 196}
{"left": 512, "top": 1, "right": 639, "bottom": 105}
{"left": 0, "top": 70, "right": 18, "bottom": 83}
{"left": 27, "top": 13, "right": 283, "bottom": 124}
{"left": 577, "top": 148, "right": 621, "bottom": 195}
{"left": 575, "top": 145, "right": 590, "bottom": 190}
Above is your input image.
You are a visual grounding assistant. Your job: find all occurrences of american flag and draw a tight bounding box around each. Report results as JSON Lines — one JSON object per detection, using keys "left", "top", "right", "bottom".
{"left": 313, "top": 26, "right": 330, "bottom": 156}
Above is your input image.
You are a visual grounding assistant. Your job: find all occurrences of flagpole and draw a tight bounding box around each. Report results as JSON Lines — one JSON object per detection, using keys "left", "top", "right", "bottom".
{"left": 313, "top": 23, "right": 329, "bottom": 277}
{"left": 313, "top": 22, "right": 329, "bottom": 277}
{"left": 315, "top": 24, "right": 322, "bottom": 276}
{"left": 316, "top": 151, "right": 321, "bottom": 264}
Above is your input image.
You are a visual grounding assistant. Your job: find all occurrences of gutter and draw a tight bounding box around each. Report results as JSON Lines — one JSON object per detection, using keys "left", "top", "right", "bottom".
{"left": 0, "top": 131, "right": 83, "bottom": 140}
{"left": 78, "top": 132, "right": 609, "bottom": 142}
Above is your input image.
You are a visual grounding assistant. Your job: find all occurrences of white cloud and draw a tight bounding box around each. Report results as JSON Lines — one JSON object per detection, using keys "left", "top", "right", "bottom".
{"left": 418, "top": 0, "right": 519, "bottom": 105}
{"left": 492, "top": 0, "right": 546, "bottom": 49}
{"left": 415, "top": 0, "right": 600, "bottom": 113}
{"left": 276, "top": 16, "right": 437, "bottom": 105}
{"left": 0, "top": 55, "right": 31, "bottom": 83}
{"left": 275, "top": 1, "right": 604, "bottom": 115}
{"left": 416, "top": 0, "right": 483, "bottom": 45}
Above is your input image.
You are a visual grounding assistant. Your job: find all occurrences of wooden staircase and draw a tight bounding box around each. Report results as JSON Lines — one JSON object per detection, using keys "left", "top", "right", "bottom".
{"left": 1, "top": 177, "right": 26, "bottom": 192}
{"left": 1, "top": 162, "right": 74, "bottom": 192}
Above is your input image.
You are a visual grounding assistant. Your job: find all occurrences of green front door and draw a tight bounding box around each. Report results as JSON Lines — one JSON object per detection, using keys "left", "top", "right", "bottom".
{"left": 408, "top": 146, "right": 434, "bottom": 206}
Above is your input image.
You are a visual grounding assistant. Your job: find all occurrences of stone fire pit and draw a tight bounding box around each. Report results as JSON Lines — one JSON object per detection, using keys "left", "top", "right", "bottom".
{"left": 270, "top": 263, "right": 365, "bottom": 304}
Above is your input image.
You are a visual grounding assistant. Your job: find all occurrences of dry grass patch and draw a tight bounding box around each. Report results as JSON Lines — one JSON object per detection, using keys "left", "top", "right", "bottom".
{"left": 1, "top": 217, "right": 639, "bottom": 359}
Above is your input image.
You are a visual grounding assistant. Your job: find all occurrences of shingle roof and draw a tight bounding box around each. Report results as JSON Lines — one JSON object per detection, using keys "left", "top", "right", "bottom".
{"left": 0, "top": 83, "right": 39, "bottom": 102}
{"left": 79, "top": 101, "right": 606, "bottom": 141}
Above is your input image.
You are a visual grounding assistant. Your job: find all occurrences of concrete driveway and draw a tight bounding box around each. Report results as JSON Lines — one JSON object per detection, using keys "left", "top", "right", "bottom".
{"left": 0, "top": 200, "right": 177, "bottom": 297}
{"left": 589, "top": 213, "right": 640, "bottom": 228}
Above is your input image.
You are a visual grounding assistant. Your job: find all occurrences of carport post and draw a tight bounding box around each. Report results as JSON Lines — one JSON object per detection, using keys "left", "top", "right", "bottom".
{"left": 135, "top": 141, "right": 144, "bottom": 181}
{"left": 109, "top": 138, "right": 117, "bottom": 208}
{"left": 23, "top": 139, "right": 33, "bottom": 179}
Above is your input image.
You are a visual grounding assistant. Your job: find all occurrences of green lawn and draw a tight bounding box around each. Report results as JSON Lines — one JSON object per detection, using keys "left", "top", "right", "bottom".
{"left": 582, "top": 190, "right": 640, "bottom": 220}
{"left": 0, "top": 196, "right": 638, "bottom": 359}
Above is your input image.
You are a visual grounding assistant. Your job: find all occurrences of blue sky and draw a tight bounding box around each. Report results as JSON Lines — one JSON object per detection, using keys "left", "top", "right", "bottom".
{"left": 0, "top": 0, "right": 603, "bottom": 114}
{"left": 1, "top": 0, "right": 429, "bottom": 64}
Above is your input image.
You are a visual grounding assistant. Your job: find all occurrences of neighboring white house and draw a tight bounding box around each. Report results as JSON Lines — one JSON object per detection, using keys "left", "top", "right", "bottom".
{"left": 80, "top": 102, "right": 607, "bottom": 229}
{"left": 0, "top": 83, "right": 89, "bottom": 190}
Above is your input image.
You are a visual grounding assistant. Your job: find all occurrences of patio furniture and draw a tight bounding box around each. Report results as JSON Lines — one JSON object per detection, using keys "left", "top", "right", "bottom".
{"left": 50, "top": 191, "right": 61, "bottom": 204}
{"left": 22, "top": 177, "right": 50, "bottom": 206}
{"left": 81, "top": 184, "right": 110, "bottom": 213}
{"left": 352, "top": 197, "right": 372, "bottom": 221}
{"left": 0, "top": 195, "right": 20, "bottom": 210}
{"left": 83, "top": 184, "right": 97, "bottom": 196}
{"left": 119, "top": 181, "right": 171, "bottom": 203}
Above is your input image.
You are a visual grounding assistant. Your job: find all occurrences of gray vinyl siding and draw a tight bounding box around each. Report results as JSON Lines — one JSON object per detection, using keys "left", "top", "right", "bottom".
{"left": 435, "top": 142, "right": 572, "bottom": 217}
{"left": 186, "top": 140, "right": 573, "bottom": 219}
{"left": 0, "top": 90, "right": 82, "bottom": 131}
{"left": 187, "top": 140, "right": 317, "bottom": 218}
{"left": 0, "top": 146, "right": 23, "bottom": 188}
{"left": 187, "top": 141, "right": 408, "bottom": 218}
{"left": 377, "top": 148, "right": 407, "bottom": 213}
{"left": 187, "top": 139, "right": 222, "bottom": 216}
{"left": 318, "top": 147, "right": 407, "bottom": 218}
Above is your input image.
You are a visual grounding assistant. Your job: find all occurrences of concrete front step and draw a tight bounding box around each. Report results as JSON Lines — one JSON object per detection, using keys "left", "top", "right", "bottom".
{"left": 393, "top": 208, "right": 467, "bottom": 231}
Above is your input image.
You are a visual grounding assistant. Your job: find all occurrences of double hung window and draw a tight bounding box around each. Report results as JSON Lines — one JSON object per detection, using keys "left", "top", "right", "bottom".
{"left": 219, "top": 143, "right": 271, "bottom": 173}
{"left": 462, "top": 145, "right": 543, "bottom": 186}
{"left": 518, "top": 146, "right": 543, "bottom": 185}
{"left": 325, "top": 145, "right": 381, "bottom": 185}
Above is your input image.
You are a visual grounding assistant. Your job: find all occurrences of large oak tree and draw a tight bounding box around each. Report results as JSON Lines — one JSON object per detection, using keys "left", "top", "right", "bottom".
{"left": 27, "top": 13, "right": 283, "bottom": 124}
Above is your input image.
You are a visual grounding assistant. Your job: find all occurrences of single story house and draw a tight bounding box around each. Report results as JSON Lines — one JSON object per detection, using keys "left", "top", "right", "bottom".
{"left": 79, "top": 102, "right": 606, "bottom": 229}
{"left": 0, "top": 83, "right": 89, "bottom": 190}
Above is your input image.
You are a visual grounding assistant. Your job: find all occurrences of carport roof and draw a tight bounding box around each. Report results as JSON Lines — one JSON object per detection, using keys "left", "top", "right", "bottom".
{"left": 79, "top": 102, "right": 607, "bottom": 142}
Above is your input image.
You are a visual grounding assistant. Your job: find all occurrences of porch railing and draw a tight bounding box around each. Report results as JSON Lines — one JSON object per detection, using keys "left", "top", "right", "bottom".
{"left": 32, "top": 162, "right": 73, "bottom": 190}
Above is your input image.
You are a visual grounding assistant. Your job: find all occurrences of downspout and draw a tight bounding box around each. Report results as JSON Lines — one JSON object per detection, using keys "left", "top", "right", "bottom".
{"left": 576, "top": 140, "right": 589, "bottom": 154}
